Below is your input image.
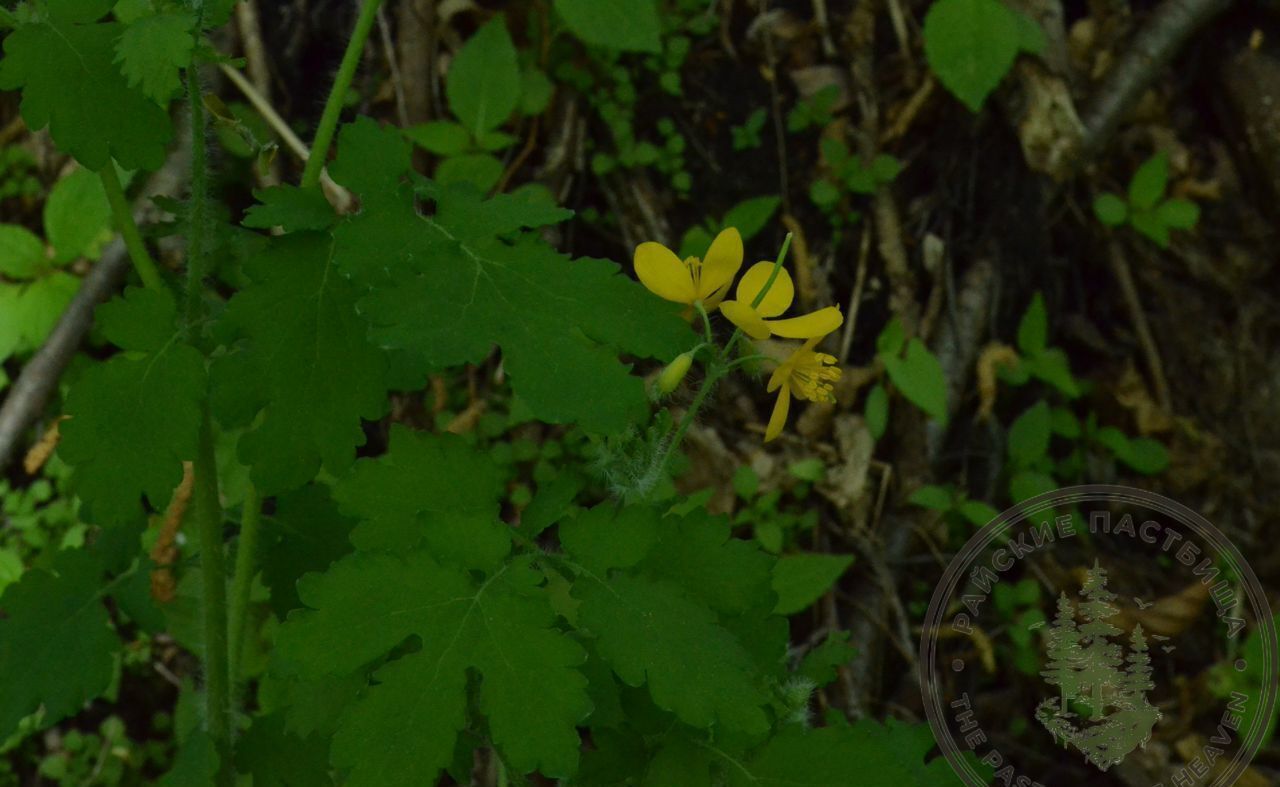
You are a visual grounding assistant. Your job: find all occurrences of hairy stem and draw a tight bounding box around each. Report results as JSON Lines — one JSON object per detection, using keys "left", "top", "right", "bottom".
{"left": 228, "top": 484, "right": 262, "bottom": 685}
{"left": 300, "top": 0, "right": 384, "bottom": 190}
{"left": 98, "top": 165, "right": 163, "bottom": 291}
{"left": 185, "top": 64, "right": 210, "bottom": 324}
{"left": 191, "top": 412, "right": 231, "bottom": 785}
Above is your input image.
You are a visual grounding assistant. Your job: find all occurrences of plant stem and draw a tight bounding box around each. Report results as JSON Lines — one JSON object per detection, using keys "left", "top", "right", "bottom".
{"left": 228, "top": 484, "right": 262, "bottom": 685}
{"left": 185, "top": 64, "right": 210, "bottom": 324}
{"left": 98, "top": 165, "right": 163, "bottom": 291}
{"left": 300, "top": 0, "right": 384, "bottom": 190}
{"left": 191, "top": 412, "right": 231, "bottom": 786}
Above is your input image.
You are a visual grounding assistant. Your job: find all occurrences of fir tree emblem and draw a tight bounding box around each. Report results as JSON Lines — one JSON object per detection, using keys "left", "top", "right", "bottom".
{"left": 1035, "top": 562, "right": 1162, "bottom": 770}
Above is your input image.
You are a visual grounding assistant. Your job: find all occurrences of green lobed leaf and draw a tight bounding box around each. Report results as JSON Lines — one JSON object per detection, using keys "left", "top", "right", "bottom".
{"left": 60, "top": 288, "right": 206, "bottom": 525}
{"left": 275, "top": 552, "right": 590, "bottom": 784}
{"left": 883, "top": 338, "right": 948, "bottom": 422}
{"left": 234, "top": 714, "right": 333, "bottom": 787}
{"left": 771, "top": 553, "right": 855, "bottom": 615}
{"left": 554, "top": 0, "right": 661, "bottom": 53}
{"left": 0, "top": 17, "right": 172, "bottom": 170}
{"left": 922, "top": 0, "right": 1025, "bottom": 112}
{"left": 211, "top": 232, "right": 388, "bottom": 494}
{"left": 445, "top": 19, "right": 521, "bottom": 137}
{"left": 242, "top": 185, "right": 335, "bottom": 232}
{"left": 332, "top": 425, "right": 507, "bottom": 563}
{"left": 0, "top": 549, "right": 116, "bottom": 738}
{"left": 113, "top": 11, "right": 196, "bottom": 103}
{"left": 328, "top": 118, "right": 689, "bottom": 435}
{"left": 575, "top": 574, "right": 770, "bottom": 734}
{"left": 1158, "top": 197, "right": 1200, "bottom": 230}
{"left": 798, "top": 630, "right": 857, "bottom": 687}
{"left": 259, "top": 485, "right": 355, "bottom": 617}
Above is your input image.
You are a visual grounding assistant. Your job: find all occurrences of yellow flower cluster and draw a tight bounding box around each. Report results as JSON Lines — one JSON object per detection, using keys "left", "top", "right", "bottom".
{"left": 634, "top": 228, "right": 843, "bottom": 442}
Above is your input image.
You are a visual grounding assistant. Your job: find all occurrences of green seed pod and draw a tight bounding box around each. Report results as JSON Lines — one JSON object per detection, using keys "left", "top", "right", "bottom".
{"left": 657, "top": 352, "right": 694, "bottom": 394}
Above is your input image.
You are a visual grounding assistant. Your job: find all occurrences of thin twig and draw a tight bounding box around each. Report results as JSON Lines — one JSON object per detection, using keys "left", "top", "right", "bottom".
{"left": 218, "top": 63, "right": 352, "bottom": 211}
{"left": 1078, "top": 0, "right": 1232, "bottom": 162}
{"left": 377, "top": 5, "right": 410, "bottom": 128}
{"left": 1108, "top": 240, "right": 1174, "bottom": 412}
{"left": 838, "top": 224, "right": 871, "bottom": 363}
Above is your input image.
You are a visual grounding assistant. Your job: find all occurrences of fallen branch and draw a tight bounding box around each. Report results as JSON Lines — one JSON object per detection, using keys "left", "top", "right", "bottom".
{"left": 0, "top": 144, "right": 189, "bottom": 475}
{"left": 1079, "top": 0, "right": 1233, "bottom": 162}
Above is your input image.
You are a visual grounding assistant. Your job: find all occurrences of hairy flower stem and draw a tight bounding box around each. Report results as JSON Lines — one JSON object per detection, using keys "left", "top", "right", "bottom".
{"left": 191, "top": 412, "right": 231, "bottom": 786}
{"left": 654, "top": 234, "right": 794, "bottom": 480}
{"left": 186, "top": 64, "right": 211, "bottom": 325}
{"left": 228, "top": 484, "right": 262, "bottom": 685}
{"left": 185, "top": 60, "right": 231, "bottom": 785}
{"left": 99, "top": 165, "right": 163, "bottom": 291}
{"left": 300, "top": 0, "right": 384, "bottom": 190}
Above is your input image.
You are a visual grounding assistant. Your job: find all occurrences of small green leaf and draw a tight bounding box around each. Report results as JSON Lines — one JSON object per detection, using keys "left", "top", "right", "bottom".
{"left": 1128, "top": 153, "right": 1169, "bottom": 210}
{"left": 722, "top": 195, "right": 781, "bottom": 242}
{"left": 809, "top": 178, "right": 841, "bottom": 209}
{"left": 0, "top": 224, "right": 46, "bottom": 278}
{"left": 520, "top": 68, "right": 554, "bottom": 115}
{"left": 798, "top": 631, "right": 857, "bottom": 687}
{"left": 476, "top": 130, "right": 519, "bottom": 152}
{"left": 923, "top": 0, "right": 1024, "bottom": 111}
{"left": 1007, "top": 400, "right": 1052, "bottom": 466}
{"left": 1121, "top": 437, "right": 1169, "bottom": 475}
{"left": 1009, "top": 470, "right": 1057, "bottom": 503}
{"left": 865, "top": 383, "right": 888, "bottom": 439}
{"left": 403, "top": 121, "right": 472, "bottom": 156}
{"left": 1158, "top": 198, "right": 1200, "bottom": 230}
{"left": 44, "top": 168, "right": 112, "bottom": 264}
{"left": 1092, "top": 193, "right": 1128, "bottom": 227}
{"left": 875, "top": 318, "right": 905, "bottom": 358}
{"left": 1050, "top": 406, "right": 1081, "bottom": 438}
{"left": 958, "top": 499, "right": 999, "bottom": 526}
{"left": 908, "top": 485, "right": 954, "bottom": 511}
{"left": 434, "top": 153, "right": 505, "bottom": 192}
{"left": 883, "top": 339, "right": 948, "bottom": 422}
{"left": 445, "top": 19, "right": 521, "bottom": 136}
{"left": 788, "top": 458, "right": 826, "bottom": 483}
{"left": 1017, "top": 292, "right": 1047, "bottom": 355}
{"left": 113, "top": 11, "right": 195, "bottom": 102}
{"left": 553, "top": 0, "right": 661, "bottom": 53}
{"left": 1025, "top": 348, "right": 1080, "bottom": 398}
{"left": 1130, "top": 208, "right": 1170, "bottom": 247}
{"left": 772, "top": 553, "right": 855, "bottom": 615}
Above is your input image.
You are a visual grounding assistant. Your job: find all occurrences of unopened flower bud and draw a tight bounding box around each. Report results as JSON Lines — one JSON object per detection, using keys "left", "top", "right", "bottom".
{"left": 657, "top": 352, "right": 694, "bottom": 394}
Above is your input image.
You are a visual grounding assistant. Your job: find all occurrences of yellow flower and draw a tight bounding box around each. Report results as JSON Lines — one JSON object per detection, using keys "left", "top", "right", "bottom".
{"left": 634, "top": 228, "right": 743, "bottom": 311}
{"left": 765, "top": 336, "right": 842, "bottom": 442}
{"left": 719, "top": 262, "right": 843, "bottom": 340}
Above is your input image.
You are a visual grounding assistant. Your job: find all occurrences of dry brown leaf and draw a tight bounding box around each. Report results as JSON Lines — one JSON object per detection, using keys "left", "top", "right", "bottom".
{"left": 23, "top": 415, "right": 68, "bottom": 475}
{"left": 150, "top": 461, "right": 195, "bottom": 604}
{"left": 975, "top": 343, "right": 1020, "bottom": 421}
{"left": 1114, "top": 361, "right": 1174, "bottom": 435}
{"left": 1112, "top": 580, "right": 1211, "bottom": 638}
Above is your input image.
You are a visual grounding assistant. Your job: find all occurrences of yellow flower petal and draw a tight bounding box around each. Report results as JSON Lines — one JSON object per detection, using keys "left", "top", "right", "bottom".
{"left": 703, "top": 276, "right": 734, "bottom": 311}
{"left": 765, "top": 306, "right": 844, "bottom": 340}
{"left": 736, "top": 262, "right": 794, "bottom": 317}
{"left": 720, "top": 300, "right": 772, "bottom": 340}
{"left": 697, "top": 228, "right": 743, "bottom": 300}
{"left": 765, "top": 384, "right": 792, "bottom": 442}
{"left": 635, "top": 242, "right": 696, "bottom": 303}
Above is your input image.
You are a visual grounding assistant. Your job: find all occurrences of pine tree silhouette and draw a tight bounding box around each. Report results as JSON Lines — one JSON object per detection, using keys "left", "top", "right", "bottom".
{"left": 1041, "top": 591, "right": 1085, "bottom": 713}
{"left": 1117, "top": 624, "right": 1155, "bottom": 708}
{"left": 1076, "top": 562, "right": 1124, "bottom": 719}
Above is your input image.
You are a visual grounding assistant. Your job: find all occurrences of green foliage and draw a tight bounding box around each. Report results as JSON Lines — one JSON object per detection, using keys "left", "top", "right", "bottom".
{"left": 329, "top": 117, "right": 688, "bottom": 435}
{"left": 60, "top": 288, "right": 206, "bottom": 525}
{"left": 811, "top": 136, "right": 902, "bottom": 218}
{"left": 1093, "top": 152, "right": 1200, "bottom": 247}
{"left": 772, "top": 553, "right": 855, "bottom": 615}
{"left": 114, "top": 11, "right": 196, "bottom": 103}
{"left": 44, "top": 167, "right": 113, "bottom": 264}
{"left": 923, "top": 0, "right": 1044, "bottom": 111}
{"left": 555, "top": 0, "right": 662, "bottom": 53}
{"left": 732, "top": 108, "right": 767, "bottom": 151}
{"left": 446, "top": 19, "right": 520, "bottom": 138}
{"left": 0, "top": 0, "right": 173, "bottom": 170}
{"left": 678, "top": 195, "right": 780, "bottom": 258}
{"left": 786, "top": 85, "right": 840, "bottom": 132}
{"left": 993, "top": 578, "right": 1046, "bottom": 675}
{"left": 877, "top": 319, "right": 948, "bottom": 423}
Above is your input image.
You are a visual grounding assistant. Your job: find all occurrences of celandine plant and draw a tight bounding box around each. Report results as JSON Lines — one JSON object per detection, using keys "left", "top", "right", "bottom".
{"left": 0, "top": 0, "right": 966, "bottom": 784}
